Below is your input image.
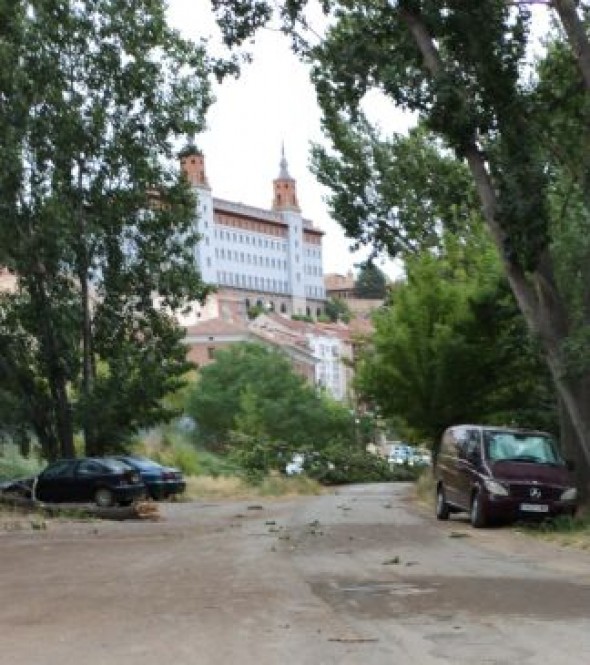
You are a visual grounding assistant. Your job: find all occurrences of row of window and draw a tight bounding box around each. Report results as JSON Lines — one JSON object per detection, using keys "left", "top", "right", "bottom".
{"left": 306, "top": 285, "right": 325, "bottom": 298}
{"left": 211, "top": 229, "right": 322, "bottom": 260}
{"left": 215, "top": 248, "right": 289, "bottom": 270}
{"left": 245, "top": 299, "right": 289, "bottom": 315}
{"left": 215, "top": 230, "right": 287, "bottom": 250}
{"left": 217, "top": 272, "right": 290, "bottom": 292}
{"left": 304, "top": 264, "right": 322, "bottom": 277}
{"left": 318, "top": 368, "right": 341, "bottom": 382}
{"left": 242, "top": 298, "right": 325, "bottom": 319}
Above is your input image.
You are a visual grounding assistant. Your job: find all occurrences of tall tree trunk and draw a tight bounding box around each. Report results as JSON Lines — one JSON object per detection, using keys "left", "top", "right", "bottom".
{"left": 553, "top": 0, "right": 590, "bottom": 91}
{"left": 74, "top": 159, "right": 97, "bottom": 456}
{"left": 559, "top": 394, "right": 590, "bottom": 502}
{"left": 401, "top": 6, "right": 590, "bottom": 485}
{"left": 30, "top": 273, "right": 75, "bottom": 459}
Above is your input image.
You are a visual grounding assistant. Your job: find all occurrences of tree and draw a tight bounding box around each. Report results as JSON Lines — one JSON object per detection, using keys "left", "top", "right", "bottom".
{"left": 0, "top": 1, "right": 215, "bottom": 458}
{"left": 354, "top": 261, "right": 388, "bottom": 299}
{"left": 355, "top": 231, "right": 557, "bottom": 444}
{"left": 185, "top": 342, "right": 355, "bottom": 449}
{"left": 324, "top": 297, "right": 352, "bottom": 323}
{"left": 210, "top": 1, "right": 590, "bottom": 494}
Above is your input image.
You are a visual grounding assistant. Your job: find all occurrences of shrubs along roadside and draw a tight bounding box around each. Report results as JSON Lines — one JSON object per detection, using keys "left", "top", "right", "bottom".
{"left": 0, "top": 444, "right": 44, "bottom": 481}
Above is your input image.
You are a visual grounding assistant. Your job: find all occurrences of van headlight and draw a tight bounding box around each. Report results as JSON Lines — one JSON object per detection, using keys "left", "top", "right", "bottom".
{"left": 483, "top": 479, "right": 509, "bottom": 496}
{"left": 560, "top": 487, "right": 577, "bottom": 501}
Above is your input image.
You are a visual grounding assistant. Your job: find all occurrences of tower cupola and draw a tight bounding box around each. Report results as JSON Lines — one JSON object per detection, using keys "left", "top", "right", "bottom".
{"left": 272, "top": 144, "right": 300, "bottom": 211}
{"left": 179, "top": 144, "right": 210, "bottom": 189}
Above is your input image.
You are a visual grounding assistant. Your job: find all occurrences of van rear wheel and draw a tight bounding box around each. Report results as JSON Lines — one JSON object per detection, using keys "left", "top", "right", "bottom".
{"left": 470, "top": 490, "right": 487, "bottom": 528}
{"left": 435, "top": 485, "right": 450, "bottom": 520}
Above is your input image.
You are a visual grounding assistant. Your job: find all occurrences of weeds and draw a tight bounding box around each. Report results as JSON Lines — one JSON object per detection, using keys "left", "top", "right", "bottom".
{"left": 517, "top": 512, "right": 590, "bottom": 548}
{"left": 414, "top": 469, "right": 436, "bottom": 507}
{"left": 183, "top": 473, "right": 323, "bottom": 500}
{"left": 0, "top": 444, "right": 43, "bottom": 481}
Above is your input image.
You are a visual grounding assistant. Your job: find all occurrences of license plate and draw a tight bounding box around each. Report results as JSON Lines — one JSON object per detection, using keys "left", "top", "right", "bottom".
{"left": 520, "top": 503, "right": 549, "bottom": 513}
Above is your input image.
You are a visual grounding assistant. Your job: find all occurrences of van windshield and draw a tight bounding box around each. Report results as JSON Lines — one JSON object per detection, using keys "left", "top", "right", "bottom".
{"left": 484, "top": 431, "right": 563, "bottom": 465}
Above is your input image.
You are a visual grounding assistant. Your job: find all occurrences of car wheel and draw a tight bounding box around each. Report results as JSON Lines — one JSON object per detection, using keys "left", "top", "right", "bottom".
{"left": 470, "top": 490, "right": 487, "bottom": 528}
{"left": 435, "top": 485, "right": 450, "bottom": 520}
{"left": 94, "top": 488, "right": 114, "bottom": 508}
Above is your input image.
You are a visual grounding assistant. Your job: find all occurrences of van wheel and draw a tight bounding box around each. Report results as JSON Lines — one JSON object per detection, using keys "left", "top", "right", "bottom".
{"left": 435, "top": 485, "right": 450, "bottom": 520}
{"left": 470, "top": 490, "right": 487, "bottom": 528}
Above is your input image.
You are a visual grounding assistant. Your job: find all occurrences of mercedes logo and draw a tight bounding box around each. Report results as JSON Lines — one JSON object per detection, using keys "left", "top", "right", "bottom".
{"left": 530, "top": 487, "right": 542, "bottom": 499}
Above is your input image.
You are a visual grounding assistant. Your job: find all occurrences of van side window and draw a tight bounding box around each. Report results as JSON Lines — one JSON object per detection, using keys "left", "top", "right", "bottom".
{"left": 454, "top": 427, "right": 469, "bottom": 459}
{"left": 465, "top": 429, "right": 481, "bottom": 461}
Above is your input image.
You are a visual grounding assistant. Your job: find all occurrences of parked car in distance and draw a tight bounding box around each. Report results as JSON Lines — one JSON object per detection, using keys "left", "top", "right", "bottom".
{"left": 388, "top": 443, "right": 414, "bottom": 466}
{"left": 285, "top": 453, "right": 305, "bottom": 476}
{"left": 408, "top": 448, "right": 432, "bottom": 467}
{"left": 115, "top": 456, "right": 186, "bottom": 500}
{"left": 434, "top": 425, "right": 577, "bottom": 528}
{"left": 15, "top": 458, "right": 146, "bottom": 507}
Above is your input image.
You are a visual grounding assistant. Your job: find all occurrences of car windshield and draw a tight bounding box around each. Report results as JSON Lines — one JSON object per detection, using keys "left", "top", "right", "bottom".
{"left": 484, "top": 431, "right": 563, "bottom": 465}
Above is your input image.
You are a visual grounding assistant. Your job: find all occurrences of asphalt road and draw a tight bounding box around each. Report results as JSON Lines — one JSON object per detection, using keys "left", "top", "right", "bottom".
{"left": 1, "top": 482, "right": 590, "bottom": 664}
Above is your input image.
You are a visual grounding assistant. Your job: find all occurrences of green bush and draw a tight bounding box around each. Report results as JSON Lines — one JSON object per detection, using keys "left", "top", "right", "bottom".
{"left": 133, "top": 427, "right": 244, "bottom": 477}
{"left": 304, "top": 447, "right": 419, "bottom": 485}
{"left": 195, "top": 449, "right": 242, "bottom": 477}
{"left": 0, "top": 444, "right": 44, "bottom": 481}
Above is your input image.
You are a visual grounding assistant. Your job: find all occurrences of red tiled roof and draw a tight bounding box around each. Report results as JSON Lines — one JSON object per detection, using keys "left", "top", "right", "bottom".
{"left": 184, "top": 317, "right": 250, "bottom": 337}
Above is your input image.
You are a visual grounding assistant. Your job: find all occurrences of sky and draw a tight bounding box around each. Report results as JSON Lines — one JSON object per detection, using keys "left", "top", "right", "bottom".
{"left": 166, "top": 0, "right": 412, "bottom": 280}
{"left": 166, "top": 2, "right": 552, "bottom": 280}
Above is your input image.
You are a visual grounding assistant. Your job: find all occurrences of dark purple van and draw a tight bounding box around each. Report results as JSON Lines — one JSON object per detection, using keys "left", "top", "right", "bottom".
{"left": 434, "top": 425, "right": 577, "bottom": 527}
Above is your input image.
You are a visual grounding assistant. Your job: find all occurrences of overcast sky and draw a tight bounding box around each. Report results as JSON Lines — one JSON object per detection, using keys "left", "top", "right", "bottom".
{"left": 166, "top": 0, "right": 413, "bottom": 279}
{"left": 167, "top": 1, "right": 552, "bottom": 280}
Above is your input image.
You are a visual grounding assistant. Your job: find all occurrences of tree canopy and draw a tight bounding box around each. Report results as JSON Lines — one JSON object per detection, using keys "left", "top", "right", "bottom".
{"left": 210, "top": 1, "right": 590, "bottom": 491}
{"left": 0, "top": 1, "right": 216, "bottom": 458}
{"left": 354, "top": 262, "right": 388, "bottom": 299}
{"left": 356, "top": 229, "right": 557, "bottom": 444}
{"left": 186, "top": 342, "right": 355, "bottom": 449}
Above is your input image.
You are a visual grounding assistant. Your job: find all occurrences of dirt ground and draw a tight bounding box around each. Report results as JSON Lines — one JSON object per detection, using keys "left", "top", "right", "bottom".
{"left": 1, "top": 483, "right": 590, "bottom": 665}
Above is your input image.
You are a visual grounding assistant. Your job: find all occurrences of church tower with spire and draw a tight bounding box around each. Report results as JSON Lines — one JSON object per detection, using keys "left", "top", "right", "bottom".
{"left": 178, "top": 142, "right": 325, "bottom": 321}
{"left": 272, "top": 144, "right": 300, "bottom": 212}
{"left": 272, "top": 146, "right": 306, "bottom": 314}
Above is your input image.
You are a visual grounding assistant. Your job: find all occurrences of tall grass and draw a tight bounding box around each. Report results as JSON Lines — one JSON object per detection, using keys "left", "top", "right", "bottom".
{"left": 183, "top": 472, "right": 323, "bottom": 500}
{"left": 132, "top": 427, "right": 325, "bottom": 498}
{"left": 0, "top": 444, "right": 44, "bottom": 481}
{"left": 518, "top": 511, "right": 590, "bottom": 548}
{"left": 415, "top": 468, "right": 436, "bottom": 507}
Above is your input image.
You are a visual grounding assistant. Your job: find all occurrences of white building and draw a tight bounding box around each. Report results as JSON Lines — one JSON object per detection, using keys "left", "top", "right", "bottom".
{"left": 249, "top": 313, "right": 354, "bottom": 403}
{"left": 179, "top": 145, "right": 326, "bottom": 318}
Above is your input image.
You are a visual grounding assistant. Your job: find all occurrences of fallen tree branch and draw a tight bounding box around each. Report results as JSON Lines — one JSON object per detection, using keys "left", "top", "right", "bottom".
{"left": 0, "top": 493, "right": 160, "bottom": 521}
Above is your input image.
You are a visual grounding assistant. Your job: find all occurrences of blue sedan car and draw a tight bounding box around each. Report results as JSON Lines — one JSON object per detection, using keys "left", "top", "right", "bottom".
{"left": 115, "top": 457, "right": 186, "bottom": 500}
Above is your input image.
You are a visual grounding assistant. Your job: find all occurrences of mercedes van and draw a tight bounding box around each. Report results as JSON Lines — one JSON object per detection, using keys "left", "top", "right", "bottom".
{"left": 434, "top": 425, "right": 577, "bottom": 527}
